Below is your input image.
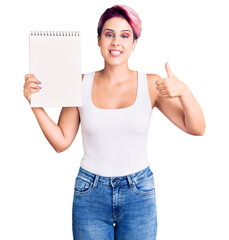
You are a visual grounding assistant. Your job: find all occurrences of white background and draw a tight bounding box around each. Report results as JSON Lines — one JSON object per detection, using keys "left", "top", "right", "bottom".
{"left": 1, "top": 0, "right": 228, "bottom": 239}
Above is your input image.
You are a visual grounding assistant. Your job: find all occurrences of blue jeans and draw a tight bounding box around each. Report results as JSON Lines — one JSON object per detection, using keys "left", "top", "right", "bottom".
{"left": 72, "top": 165, "right": 157, "bottom": 240}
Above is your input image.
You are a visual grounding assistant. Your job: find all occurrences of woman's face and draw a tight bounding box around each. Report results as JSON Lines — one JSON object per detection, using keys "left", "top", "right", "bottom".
{"left": 98, "top": 17, "right": 137, "bottom": 66}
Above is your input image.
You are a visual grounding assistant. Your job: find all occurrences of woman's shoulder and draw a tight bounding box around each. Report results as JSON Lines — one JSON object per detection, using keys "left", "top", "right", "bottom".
{"left": 145, "top": 73, "right": 163, "bottom": 89}
{"left": 145, "top": 73, "right": 163, "bottom": 108}
{"left": 145, "top": 73, "right": 162, "bottom": 88}
{"left": 145, "top": 73, "right": 162, "bottom": 81}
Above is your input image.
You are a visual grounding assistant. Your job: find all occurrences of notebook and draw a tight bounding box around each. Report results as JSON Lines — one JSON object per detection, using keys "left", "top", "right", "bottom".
{"left": 29, "top": 30, "right": 82, "bottom": 107}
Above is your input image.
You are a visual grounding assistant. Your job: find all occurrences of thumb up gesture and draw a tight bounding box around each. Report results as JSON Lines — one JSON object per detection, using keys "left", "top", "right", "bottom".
{"left": 155, "top": 62, "right": 188, "bottom": 98}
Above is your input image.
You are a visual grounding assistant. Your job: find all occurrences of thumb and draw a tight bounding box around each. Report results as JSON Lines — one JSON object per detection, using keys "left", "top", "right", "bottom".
{"left": 165, "top": 61, "right": 173, "bottom": 77}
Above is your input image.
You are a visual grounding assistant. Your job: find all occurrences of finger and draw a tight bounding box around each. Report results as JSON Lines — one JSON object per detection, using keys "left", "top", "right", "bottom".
{"left": 159, "top": 89, "right": 167, "bottom": 95}
{"left": 155, "top": 78, "right": 164, "bottom": 86}
{"left": 156, "top": 85, "right": 165, "bottom": 91}
{"left": 23, "top": 84, "right": 41, "bottom": 99}
{"left": 29, "top": 82, "right": 41, "bottom": 89}
{"left": 165, "top": 61, "right": 173, "bottom": 77}
{"left": 30, "top": 88, "right": 41, "bottom": 93}
{"left": 25, "top": 74, "right": 35, "bottom": 80}
{"left": 24, "top": 79, "right": 41, "bottom": 90}
{"left": 26, "top": 76, "right": 40, "bottom": 85}
{"left": 160, "top": 92, "right": 170, "bottom": 98}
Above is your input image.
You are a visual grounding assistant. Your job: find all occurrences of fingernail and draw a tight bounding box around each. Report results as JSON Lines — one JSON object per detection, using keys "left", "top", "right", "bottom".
{"left": 39, "top": 86, "right": 42, "bottom": 89}
{"left": 39, "top": 81, "right": 41, "bottom": 84}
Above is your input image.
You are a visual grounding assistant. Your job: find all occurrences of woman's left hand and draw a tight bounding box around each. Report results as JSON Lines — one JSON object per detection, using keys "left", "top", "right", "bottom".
{"left": 155, "top": 62, "right": 189, "bottom": 98}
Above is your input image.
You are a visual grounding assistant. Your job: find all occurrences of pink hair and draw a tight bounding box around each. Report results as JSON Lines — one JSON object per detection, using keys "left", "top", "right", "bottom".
{"left": 97, "top": 5, "right": 142, "bottom": 40}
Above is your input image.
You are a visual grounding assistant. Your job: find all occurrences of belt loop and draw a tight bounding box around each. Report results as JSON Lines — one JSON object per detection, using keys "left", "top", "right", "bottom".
{"left": 127, "top": 175, "right": 134, "bottom": 189}
{"left": 92, "top": 175, "right": 99, "bottom": 189}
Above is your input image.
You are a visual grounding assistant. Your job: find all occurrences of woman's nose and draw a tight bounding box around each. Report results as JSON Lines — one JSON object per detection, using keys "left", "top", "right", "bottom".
{"left": 112, "top": 37, "right": 120, "bottom": 46}
{"left": 112, "top": 41, "right": 120, "bottom": 46}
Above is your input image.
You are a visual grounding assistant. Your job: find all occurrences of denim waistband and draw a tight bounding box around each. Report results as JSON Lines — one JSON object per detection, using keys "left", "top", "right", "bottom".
{"left": 77, "top": 165, "right": 153, "bottom": 189}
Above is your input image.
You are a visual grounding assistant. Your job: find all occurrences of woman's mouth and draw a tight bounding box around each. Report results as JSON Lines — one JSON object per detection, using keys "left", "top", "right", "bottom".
{"left": 109, "top": 50, "right": 122, "bottom": 57}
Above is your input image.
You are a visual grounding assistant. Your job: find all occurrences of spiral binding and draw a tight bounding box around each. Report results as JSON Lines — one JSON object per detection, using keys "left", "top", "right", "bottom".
{"left": 30, "top": 30, "right": 80, "bottom": 36}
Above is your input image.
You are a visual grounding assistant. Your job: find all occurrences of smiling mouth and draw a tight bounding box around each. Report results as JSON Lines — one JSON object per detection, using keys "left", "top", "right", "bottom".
{"left": 109, "top": 50, "right": 122, "bottom": 55}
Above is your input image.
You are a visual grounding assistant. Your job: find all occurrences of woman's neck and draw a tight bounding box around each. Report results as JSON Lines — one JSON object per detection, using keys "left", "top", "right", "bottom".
{"left": 100, "top": 62, "right": 133, "bottom": 84}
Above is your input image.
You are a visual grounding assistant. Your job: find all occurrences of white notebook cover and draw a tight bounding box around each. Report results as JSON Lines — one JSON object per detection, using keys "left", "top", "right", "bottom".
{"left": 29, "top": 30, "right": 82, "bottom": 107}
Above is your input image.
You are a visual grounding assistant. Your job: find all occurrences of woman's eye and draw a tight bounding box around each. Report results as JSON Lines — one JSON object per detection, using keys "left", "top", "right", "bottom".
{"left": 106, "top": 33, "right": 114, "bottom": 37}
{"left": 105, "top": 33, "right": 129, "bottom": 38}
{"left": 121, "top": 35, "right": 129, "bottom": 38}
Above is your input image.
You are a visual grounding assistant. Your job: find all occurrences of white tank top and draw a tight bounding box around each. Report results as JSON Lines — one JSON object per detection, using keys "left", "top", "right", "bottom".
{"left": 78, "top": 71, "right": 153, "bottom": 177}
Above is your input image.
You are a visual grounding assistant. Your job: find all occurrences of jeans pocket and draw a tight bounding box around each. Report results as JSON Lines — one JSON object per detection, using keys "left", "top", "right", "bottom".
{"left": 132, "top": 174, "right": 155, "bottom": 195}
{"left": 74, "top": 175, "right": 93, "bottom": 194}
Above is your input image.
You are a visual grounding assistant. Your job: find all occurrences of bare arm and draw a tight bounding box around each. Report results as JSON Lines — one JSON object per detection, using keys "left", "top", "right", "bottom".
{"left": 24, "top": 74, "right": 84, "bottom": 153}
{"left": 179, "top": 89, "right": 205, "bottom": 135}
{"left": 155, "top": 90, "right": 205, "bottom": 135}
{"left": 57, "top": 106, "right": 80, "bottom": 152}
{"left": 31, "top": 107, "right": 69, "bottom": 152}
{"left": 31, "top": 106, "right": 80, "bottom": 153}
{"left": 154, "top": 62, "right": 205, "bottom": 136}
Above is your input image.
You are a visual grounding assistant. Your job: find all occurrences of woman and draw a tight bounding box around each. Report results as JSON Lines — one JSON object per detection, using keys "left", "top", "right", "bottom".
{"left": 23, "top": 4, "right": 205, "bottom": 240}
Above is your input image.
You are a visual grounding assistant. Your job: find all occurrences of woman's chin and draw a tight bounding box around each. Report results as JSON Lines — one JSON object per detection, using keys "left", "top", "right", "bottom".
{"left": 106, "top": 61, "right": 124, "bottom": 67}
{"left": 104, "top": 57, "right": 128, "bottom": 66}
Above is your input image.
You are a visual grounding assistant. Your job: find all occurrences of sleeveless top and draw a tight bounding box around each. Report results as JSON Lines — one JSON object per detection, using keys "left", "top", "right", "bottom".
{"left": 78, "top": 71, "right": 153, "bottom": 177}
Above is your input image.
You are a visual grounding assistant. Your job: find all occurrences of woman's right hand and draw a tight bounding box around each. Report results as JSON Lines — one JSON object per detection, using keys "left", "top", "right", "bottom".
{"left": 23, "top": 74, "right": 41, "bottom": 104}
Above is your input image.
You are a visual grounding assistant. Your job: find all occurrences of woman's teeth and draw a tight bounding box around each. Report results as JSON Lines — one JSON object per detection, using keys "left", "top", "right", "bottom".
{"left": 110, "top": 50, "right": 121, "bottom": 55}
